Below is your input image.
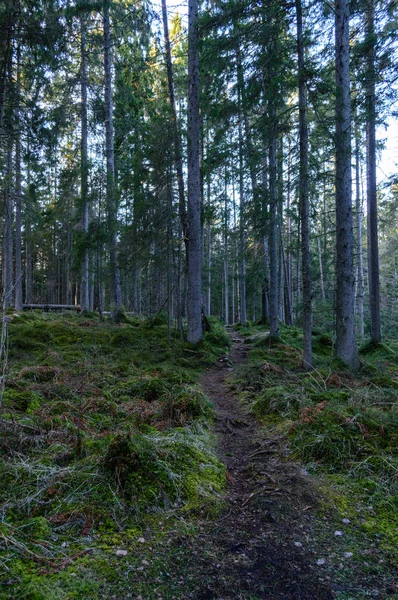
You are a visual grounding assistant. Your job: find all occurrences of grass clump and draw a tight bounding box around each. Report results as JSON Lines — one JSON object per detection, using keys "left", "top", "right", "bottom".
{"left": 232, "top": 322, "right": 398, "bottom": 563}
{"left": 104, "top": 428, "right": 224, "bottom": 510}
{"left": 0, "top": 311, "right": 227, "bottom": 595}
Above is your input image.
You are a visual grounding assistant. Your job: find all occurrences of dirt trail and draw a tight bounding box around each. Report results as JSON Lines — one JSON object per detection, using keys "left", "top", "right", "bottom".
{"left": 181, "top": 330, "right": 334, "bottom": 600}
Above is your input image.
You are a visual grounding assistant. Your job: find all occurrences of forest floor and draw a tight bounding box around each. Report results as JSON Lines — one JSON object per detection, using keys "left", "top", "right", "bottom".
{"left": 145, "top": 330, "right": 397, "bottom": 600}
{"left": 1, "top": 313, "right": 398, "bottom": 599}
{"left": 177, "top": 330, "right": 334, "bottom": 599}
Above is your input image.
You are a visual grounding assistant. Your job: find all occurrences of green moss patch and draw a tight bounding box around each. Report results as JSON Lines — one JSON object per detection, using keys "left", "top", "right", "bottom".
{"left": 0, "top": 312, "right": 227, "bottom": 595}
{"left": 232, "top": 323, "right": 398, "bottom": 566}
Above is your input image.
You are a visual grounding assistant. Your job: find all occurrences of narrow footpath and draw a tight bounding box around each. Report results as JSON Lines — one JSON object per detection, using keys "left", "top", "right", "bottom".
{"left": 178, "top": 330, "right": 334, "bottom": 599}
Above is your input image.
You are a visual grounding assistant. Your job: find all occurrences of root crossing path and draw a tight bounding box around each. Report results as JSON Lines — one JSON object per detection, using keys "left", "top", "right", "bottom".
{"left": 185, "top": 330, "right": 334, "bottom": 600}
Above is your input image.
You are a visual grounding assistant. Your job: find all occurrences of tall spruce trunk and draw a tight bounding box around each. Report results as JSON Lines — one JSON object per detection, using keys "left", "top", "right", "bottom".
{"left": 296, "top": 0, "right": 312, "bottom": 368}
{"left": 355, "top": 116, "right": 365, "bottom": 337}
{"left": 365, "top": 0, "right": 381, "bottom": 343}
{"left": 4, "top": 146, "right": 13, "bottom": 307}
{"left": 206, "top": 176, "right": 211, "bottom": 316}
{"left": 161, "top": 0, "right": 188, "bottom": 246}
{"left": 238, "top": 116, "right": 247, "bottom": 326}
{"left": 80, "top": 15, "right": 90, "bottom": 311}
{"left": 15, "top": 42, "right": 23, "bottom": 311}
{"left": 0, "top": 6, "right": 13, "bottom": 131}
{"left": 187, "top": 0, "right": 202, "bottom": 344}
{"left": 25, "top": 141, "right": 32, "bottom": 304}
{"left": 261, "top": 150, "right": 269, "bottom": 324}
{"left": 268, "top": 130, "right": 279, "bottom": 339}
{"left": 335, "top": 0, "right": 359, "bottom": 368}
{"left": 103, "top": 0, "right": 122, "bottom": 315}
{"left": 224, "top": 181, "right": 229, "bottom": 325}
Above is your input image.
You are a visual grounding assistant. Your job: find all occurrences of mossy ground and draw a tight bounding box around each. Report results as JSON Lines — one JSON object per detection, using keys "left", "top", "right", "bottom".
{"left": 0, "top": 312, "right": 229, "bottom": 598}
{"left": 232, "top": 323, "right": 398, "bottom": 597}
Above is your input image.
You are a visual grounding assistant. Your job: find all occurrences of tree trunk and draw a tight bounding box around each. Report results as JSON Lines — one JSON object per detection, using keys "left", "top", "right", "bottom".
{"left": 80, "top": 14, "right": 90, "bottom": 311}
{"left": 224, "top": 181, "right": 229, "bottom": 325}
{"left": 25, "top": 141, "right": 32, "bottom": 304}
{"left": 161, "top": 0, "right": 188, "bottom": 247}
{"left": 318, "top": 237, "right": 326, "bottom": 302}
{"left": 187, "top": 0, "right": 202, "bottom": 344}
{"left": 355, "top": 115, "right": 365, "bottom": 337}
{"left": 238, "top": 116, "right": 247, "bottom": 326}
{"left": 268, "top": 131, "right": 279, "bottom": 339}
{"left": 103, "top": 0, "right": 122, "bottom": 314}
{"left": 206, "top": 170, "right": 211, "bottom": 316}
{"left": 335, "top": 0, "right": 359, "bottom": 368}
{"left": 365, "top": 0, "right": 381, "bottom": 343}
{"left": 4, "top": 145, "right": 13, "bottom": 307}
{"left": 0, "top": 5, "right": 13, "bottom": 131}
{"left": 261, "top": 149, "right": 269, "bottom": 324}
{"left": 296, "top": 0, "right": 312, "bottom": 368}
{"left": 15, "top": 42, "right": 23, "bottom": 311}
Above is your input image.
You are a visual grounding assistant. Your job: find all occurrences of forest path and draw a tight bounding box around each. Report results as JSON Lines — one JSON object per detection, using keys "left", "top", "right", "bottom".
{"left": 181, "top": 328, "right": 335, "bottom": 600}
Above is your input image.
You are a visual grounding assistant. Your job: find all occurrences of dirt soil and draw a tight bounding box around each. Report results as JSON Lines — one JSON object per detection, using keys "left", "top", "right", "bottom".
{"left": 165, "top": 332, "right": 335, "bottom": 599}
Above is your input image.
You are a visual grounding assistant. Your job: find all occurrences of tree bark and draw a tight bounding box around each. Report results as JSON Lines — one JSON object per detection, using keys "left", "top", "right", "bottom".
{"left": 161, "top": 0, "right": 188, "bottom": 247}
{"left": 238, "top": 115, "right": 247, "bottom": 326}
{"left": 0, "top": 4, "right": 14, "bottom": 131}
{"left": 4, "top": 145, "right": 13, "bottom": 308}
{"left": 224, "top": 176, "right": 229, "bottom": 325}
{"left": 206, "top": 175, "right": 211, "bottom": 316}
{"left": 296, "top": 0, "right": 312, "bottom": 368}
{"left": 355, "top": 114, "right": 365, "bottom": 338}
{"left": 80, "top": 14, "right": 90, "bottom": 312}
{"left": 335, "top": 0, "right": 359, "bottom": 368}
{"left": 365, "top": 0, "right": 381, "bottom": 343}
{"left": 187, "top": 0, "right": 202, "bottom": 344}
{"left": 15, "top": 42, "right": 23, "bottom": 311}
{"left": 103, "top": 0, "right": 122, "bottom": 314}
{"left": 268, "top": 130, "right": 279, "bottom": 338}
